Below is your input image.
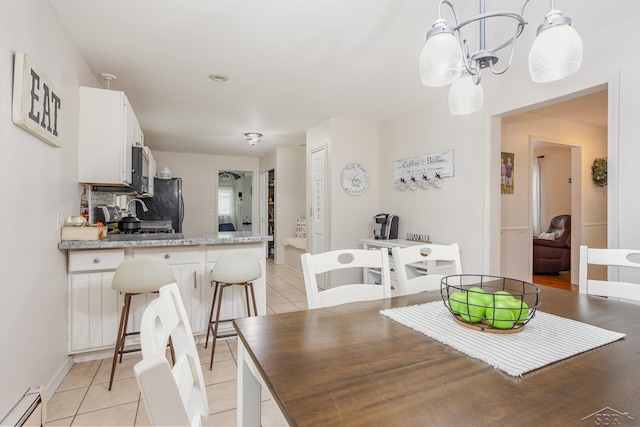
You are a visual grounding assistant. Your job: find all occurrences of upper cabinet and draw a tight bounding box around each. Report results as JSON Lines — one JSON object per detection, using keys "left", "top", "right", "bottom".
{"left": 78, "top": 87, "right": 139, "bottom": 186}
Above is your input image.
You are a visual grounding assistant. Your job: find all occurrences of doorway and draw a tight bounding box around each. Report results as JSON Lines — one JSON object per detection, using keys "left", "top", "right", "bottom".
{"left": 217, "top": 170, "right": 253, "bottom": 232}
{"left": 531, "top": 141, "right": 575, "bottom": 289}
{"left": 499, "top": 89, "right": 609, "bottom": 285}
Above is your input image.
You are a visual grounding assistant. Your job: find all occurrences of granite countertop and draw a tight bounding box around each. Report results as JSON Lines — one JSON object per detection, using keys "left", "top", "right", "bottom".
{"left": 58, "top": 231, "right": 273, "bottom": 250}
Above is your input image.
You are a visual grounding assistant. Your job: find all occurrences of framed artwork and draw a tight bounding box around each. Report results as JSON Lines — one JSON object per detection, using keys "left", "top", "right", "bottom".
{"left": 501, "top": 152, "right": 515, "bottom": 194}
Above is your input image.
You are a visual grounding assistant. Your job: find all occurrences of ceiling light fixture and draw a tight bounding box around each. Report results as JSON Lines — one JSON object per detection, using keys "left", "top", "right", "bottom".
{"left": 419, "top": 0, "right": 582, "bottom": 115}
{"left": 100, "top": 73, "right": 117, "bottom": 90}
{"left": 208, "top": 73, "right": 229, "bottom": 82}
{"left": 244, "top": 132, "right": 263, "bottom": 146}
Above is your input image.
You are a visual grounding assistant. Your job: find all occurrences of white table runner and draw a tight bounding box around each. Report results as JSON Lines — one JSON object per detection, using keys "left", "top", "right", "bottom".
{"left": 380, "top": 301, "right": 626, "bottom": 377}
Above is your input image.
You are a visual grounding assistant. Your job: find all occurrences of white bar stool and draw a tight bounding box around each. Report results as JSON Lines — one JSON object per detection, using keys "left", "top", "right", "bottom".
{"left": 205, "top": 250, "right": 262, "bottom": 370}
{"left": 109, "top": 256, "right": 177, "bottom": 390}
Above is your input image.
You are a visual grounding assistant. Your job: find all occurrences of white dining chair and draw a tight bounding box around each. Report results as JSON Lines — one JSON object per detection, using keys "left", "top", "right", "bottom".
{"left": 579, "top": 245, "right": 640, "bottom": 303}
{"left": 134, "top": 283, "right": 209, "bottom": 427}
{"left": 301, "top": 248, "right": 391, "bottom": 309}
{"left": 391, "top": 243, "right": 462, "bottom": 295}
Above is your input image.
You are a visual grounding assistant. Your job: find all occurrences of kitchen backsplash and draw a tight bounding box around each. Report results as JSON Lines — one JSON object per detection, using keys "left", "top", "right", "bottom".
{"left": 87, "top": 186, "right": 121, "bottom": 223}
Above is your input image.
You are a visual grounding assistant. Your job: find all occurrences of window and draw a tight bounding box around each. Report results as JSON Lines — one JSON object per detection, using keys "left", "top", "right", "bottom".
{"left": 218, "top": 187, "right": 233, "bottom": 216}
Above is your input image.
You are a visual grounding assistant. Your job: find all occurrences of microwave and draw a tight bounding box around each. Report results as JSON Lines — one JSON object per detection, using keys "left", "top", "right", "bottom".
{"left": 92, "top": 146, "right": 149, "bottom": 195}
{"left": 131, "top": 146, "right": 152, "bottom": 196}
{"left": 140, "top": 146, "right": 152, "bottom": 196}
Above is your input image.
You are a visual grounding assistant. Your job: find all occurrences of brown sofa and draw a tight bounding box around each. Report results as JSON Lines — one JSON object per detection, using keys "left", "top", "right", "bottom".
{"left": 533, "top": 214, "right": 571, "bottom": 274}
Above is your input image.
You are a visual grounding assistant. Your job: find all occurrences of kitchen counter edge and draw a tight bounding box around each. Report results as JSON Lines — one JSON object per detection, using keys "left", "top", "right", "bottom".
{"left": 58, "top": 232, "right": 273, "bottom": 250}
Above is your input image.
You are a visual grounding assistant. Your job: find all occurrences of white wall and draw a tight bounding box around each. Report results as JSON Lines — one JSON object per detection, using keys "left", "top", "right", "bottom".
{"left": 378, "top": 104, "right": 487, "bottom": 274}
{"left": 501, "top": 113, "right": 607, "bottom": 232}
{"left": 273, "top": 147, "right": 306, "bottom": 264}
{"left": 0, "top": 0, "right": 99, "bottom": 414}
{"left": 306, "top": 118, "right": 379, "bottom": 249}
{"left": 329, "top": 119, "right": 379, "bottom": 250}
{"left": 152, "top": 151, "right": 260, "bottom": 233}
{"left": 305, "top": 118, "right": 379, "bottom": 285}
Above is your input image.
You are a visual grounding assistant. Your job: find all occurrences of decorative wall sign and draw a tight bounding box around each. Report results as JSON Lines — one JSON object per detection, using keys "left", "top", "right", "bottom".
{"left": 12, "top": 52, "right": 62, "bottom": 147}
{"left": 393, "top": 150, "right": 454, "bottom": 188}
{"left": 341, "top": 163, "right": 369, "bottom": 196}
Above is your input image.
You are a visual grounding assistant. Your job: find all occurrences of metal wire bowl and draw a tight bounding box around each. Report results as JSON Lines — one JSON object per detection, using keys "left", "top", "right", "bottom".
{"left": 440, "top": 274, "right": 541, "bottom": 333}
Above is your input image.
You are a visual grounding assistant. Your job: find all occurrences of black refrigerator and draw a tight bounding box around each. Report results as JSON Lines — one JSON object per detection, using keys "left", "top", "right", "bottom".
{"left": 138, "top": 178, "right": 184, "bottom": 232}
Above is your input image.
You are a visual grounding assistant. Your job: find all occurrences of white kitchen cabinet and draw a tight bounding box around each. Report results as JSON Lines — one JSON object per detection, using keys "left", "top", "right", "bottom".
{"left": 132, "top": 246, "right": 206, "bottom": 334}
{"left": 362, "top": 239, "right": 456, "bottom": 296}
{"left": 64, "top": 240, "right": 269, "bottom": 356}
{"left": 67, "top": 249, "right": 125, "bottom": 353}
{"left": 78, "top": 86, "right": 140, "bottom": 186}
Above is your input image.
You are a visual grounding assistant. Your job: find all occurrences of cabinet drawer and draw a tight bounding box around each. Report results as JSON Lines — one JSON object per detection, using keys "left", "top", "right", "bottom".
{"left": 68, "top": 249, "right": 125, "bottom": 272}
{"left": 205, "top": 243, "right": 264, "bottom": 263}
{"left": 133, "top": 246, "right": 201, "bottom": 265}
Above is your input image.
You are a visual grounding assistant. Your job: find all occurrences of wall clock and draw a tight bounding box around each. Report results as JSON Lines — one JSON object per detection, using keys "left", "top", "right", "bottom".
{"left": 341, "top": 163, "right": 369, "bottom": 196}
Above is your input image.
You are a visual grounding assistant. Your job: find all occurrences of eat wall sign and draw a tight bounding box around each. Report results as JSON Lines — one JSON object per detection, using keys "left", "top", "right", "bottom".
{"left": 12, "top": 52, "right": 62, "bottom": 148}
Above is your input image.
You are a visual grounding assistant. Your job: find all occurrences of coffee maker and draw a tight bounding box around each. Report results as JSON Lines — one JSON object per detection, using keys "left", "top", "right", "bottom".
{"left": 373, "top": 214, "right": 399, "bottom": 240}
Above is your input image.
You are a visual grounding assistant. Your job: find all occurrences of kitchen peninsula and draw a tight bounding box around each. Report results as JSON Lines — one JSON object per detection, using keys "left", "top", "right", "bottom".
{"left": 59, "top": 231, "right": 272, "bottom": 357}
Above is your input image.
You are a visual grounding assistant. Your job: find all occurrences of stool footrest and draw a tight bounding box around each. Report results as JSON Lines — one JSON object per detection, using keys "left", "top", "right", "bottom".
{"left": 209, "top": 318, "right": 238, "bottom": 340}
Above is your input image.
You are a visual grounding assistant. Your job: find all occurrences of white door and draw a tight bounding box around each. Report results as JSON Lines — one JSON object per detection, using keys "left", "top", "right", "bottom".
{"left": 310, "top": 147, "right": 327, "bottom": 287}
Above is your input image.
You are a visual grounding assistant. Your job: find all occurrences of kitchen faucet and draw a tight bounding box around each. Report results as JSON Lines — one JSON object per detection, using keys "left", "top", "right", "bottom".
{"left": 126, "top": 198, "right": 148, "bottom": 216}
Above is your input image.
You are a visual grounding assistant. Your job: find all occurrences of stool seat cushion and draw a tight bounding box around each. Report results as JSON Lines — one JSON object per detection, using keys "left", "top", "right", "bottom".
{"left": 112, "top": 257, "right": 176, "bottom": 293}
{"left": 210, "top": 250, "right": 262, "bottom": 284}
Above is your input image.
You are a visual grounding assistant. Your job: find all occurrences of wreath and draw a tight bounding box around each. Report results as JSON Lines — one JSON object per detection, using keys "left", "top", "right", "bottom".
{"left": 591, "top": 157, "right": 607, "bottom": 187}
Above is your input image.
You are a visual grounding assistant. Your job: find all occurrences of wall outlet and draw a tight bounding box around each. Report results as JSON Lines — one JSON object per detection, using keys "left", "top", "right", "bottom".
{"left": 56, "top": 212, "right": 63, "bottom": 230}
{"left": 208, "top": 209, "right": 214, "bottom": 215}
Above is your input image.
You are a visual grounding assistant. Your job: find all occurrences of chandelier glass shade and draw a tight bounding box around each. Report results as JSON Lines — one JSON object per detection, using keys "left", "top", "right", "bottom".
{"left": 529, "top": 10, "right": 583, "bottom": 82}
{"left": 419, "top": 21, "right": 462, "bottom": 87}
{"left": 449, "top": 72, "right": 484, "bottom": 115}
{"left": 419, "top": 0, "right": 582, "bottom": 115}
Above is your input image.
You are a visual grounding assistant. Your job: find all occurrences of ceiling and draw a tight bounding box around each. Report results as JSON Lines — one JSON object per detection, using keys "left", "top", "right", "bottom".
{"left": 527, "top": 90, "right": 608, "bottom": 129}
{"left": 49, "top": 1, "right": 631, "bottom": 156}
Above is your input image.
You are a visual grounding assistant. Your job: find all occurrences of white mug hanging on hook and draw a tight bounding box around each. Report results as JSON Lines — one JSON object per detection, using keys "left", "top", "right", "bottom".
{"left": 396, "top": 178, "right": 408, "bottom": 191}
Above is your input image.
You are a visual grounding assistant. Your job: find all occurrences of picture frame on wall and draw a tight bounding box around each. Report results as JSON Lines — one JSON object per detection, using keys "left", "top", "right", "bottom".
{"left": 501, "top": 152, "right": 515, "bottom": 194}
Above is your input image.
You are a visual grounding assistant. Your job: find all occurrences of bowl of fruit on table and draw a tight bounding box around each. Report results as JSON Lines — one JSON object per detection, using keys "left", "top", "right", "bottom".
{"left": 440, "top": 275, "right": 540, "bottom": 333}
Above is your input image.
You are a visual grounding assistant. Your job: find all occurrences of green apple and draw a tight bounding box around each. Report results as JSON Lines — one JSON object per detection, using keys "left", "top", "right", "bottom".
{"left": 458, "top": 293, "right": 486, "bottom": 323}
{"left": 493, "top": 290, "right": 516, "bottom": 303}
{"left": 508, "top": 300, "right": 530, "bottom": 324}
{"left": 448, "top": 291, "right": 467, "bottom": 314}
{"left": 485, "top": 301, "right": 516, "bottom": 329}
{"left": 467, "top": 286, "right": 493, "bottom": 307}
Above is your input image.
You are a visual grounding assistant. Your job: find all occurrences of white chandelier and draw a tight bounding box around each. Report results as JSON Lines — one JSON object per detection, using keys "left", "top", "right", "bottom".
{"left": 419, "top": 0, "right": 583, "bottom": 115}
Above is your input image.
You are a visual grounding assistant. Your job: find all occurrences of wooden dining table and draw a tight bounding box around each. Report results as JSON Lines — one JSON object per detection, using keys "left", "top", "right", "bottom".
{"left": 233, "top": 286, "right": 640, "bottom": 426}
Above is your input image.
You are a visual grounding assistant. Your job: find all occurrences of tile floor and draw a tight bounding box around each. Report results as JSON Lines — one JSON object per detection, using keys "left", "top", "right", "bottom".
{"left": 45, "top": 261, "right": 307, "bottom": 426}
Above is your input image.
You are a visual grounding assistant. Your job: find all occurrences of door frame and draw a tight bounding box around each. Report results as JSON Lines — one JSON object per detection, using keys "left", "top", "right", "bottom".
{"left": 529, "top": 137, "right": 583, "bottom": 284}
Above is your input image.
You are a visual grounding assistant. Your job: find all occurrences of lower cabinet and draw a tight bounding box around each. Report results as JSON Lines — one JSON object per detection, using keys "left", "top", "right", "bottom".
{"left": 68, "top": 249, "right": 125, "bottom": 353}
{"left": 66, "top": 242, "right": 267, "bottom": 355}
{"left": 132, "top": 246, "right": 205, "bottom": 335}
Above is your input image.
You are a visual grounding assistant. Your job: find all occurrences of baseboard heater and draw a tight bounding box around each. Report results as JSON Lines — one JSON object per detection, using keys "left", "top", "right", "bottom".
{"left": 1, "top": 386, "right": 45, "bottom": 427}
